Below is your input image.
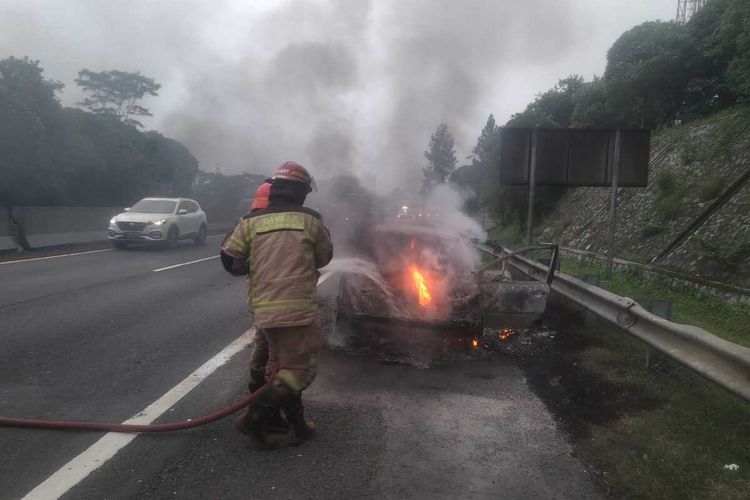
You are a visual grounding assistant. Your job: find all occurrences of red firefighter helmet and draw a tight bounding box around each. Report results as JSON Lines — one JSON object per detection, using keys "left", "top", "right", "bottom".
{"left": 250, "top": 182, "right": 272, "bottom": 211}
{"left": 272, "top": 161, "right": 315, "bottom": 192}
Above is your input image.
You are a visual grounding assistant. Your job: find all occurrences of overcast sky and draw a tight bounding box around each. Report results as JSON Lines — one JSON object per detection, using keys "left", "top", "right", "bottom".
{"left": 0, "top": 0, "right": 675, "bottom": 188}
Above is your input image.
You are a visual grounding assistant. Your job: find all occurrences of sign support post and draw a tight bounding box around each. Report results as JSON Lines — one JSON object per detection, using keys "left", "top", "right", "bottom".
{"left": 605, "top": 130, "right": 622, "bottom": 279}
{"left": 526, "top": 129, "right": 538, "bottom": 246}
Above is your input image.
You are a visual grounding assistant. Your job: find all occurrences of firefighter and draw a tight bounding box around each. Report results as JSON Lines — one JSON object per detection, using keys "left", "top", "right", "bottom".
{"left": 221, "top": 162, "right": 333, "bottom": 449}
{"left": 245, "top": 181, "right": 273, "bottom": 393}
{"left": 241, "top": 181, "right": 290, "bottom": 435}
{"left": 249, "top": 181, "right": 271, "bottom": 212}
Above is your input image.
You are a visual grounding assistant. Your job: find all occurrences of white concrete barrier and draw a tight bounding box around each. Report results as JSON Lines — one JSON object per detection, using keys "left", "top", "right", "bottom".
{"left": 0, "top": 207, "right": 123, "bottom": 251}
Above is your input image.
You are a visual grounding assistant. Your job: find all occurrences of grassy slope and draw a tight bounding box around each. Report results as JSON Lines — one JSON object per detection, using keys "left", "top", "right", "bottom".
{"left": 478, "top": 234, "right": 750, "bottom": 496}
{"left": 573, "top": 321, "right": 750, "bottom": 499}
{"left": 558, "top": 260, "right": 750, "bottom": 498}
{"left": 561, "top": 259, "right": 749, "bottom": 348}
{"left": 487, "top": 221, "right": 523, "bottom": 246}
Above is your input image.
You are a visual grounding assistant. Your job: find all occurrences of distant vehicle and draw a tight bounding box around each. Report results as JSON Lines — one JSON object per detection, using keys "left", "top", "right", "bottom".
{"left": 107, "top": 197, "right": 207, "bottom": 249}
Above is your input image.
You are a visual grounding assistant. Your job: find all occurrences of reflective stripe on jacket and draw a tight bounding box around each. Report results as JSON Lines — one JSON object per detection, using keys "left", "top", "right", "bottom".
{"left": 222, "top": 204, "right": 333, "bottom": 328}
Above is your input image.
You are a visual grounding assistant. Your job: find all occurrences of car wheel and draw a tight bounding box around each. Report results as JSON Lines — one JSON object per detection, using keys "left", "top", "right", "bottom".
{"left": 166, "top": 226, "right": 179, "bottom": 249}
{"left": 112, "top": 240, "right": 128, "bottom": 250}
{"left": 194, "top": 224, "right": 207, "bottom": 245}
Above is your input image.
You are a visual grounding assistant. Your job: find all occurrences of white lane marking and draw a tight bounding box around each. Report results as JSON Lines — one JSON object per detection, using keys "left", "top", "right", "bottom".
{"left": 0, "top": 249, "right": 112, "bottom": 265}
{"left": 152, "top": 255, "right": 219, "bottom": 272}
{"left": 23, "top": 268, "right": 330, "bottom": 498}
{"left": 206, "top": 234, "right": 225, "bottom": 240}
{"left": 21, "top": 328, "right": 255, "bottom": 500}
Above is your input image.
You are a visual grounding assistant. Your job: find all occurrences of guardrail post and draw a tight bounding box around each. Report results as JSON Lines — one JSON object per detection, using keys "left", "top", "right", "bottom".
{"left": 637, "top": 299, "right": 672, "bottom": 369}
{"left": 575, "top": 274, "right": 601, "bottom": 328}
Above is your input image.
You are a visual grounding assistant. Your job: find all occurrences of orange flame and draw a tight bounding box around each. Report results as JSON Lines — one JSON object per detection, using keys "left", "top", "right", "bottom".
{"left": 410, "top": 264, "right": 432, "bottom": 307}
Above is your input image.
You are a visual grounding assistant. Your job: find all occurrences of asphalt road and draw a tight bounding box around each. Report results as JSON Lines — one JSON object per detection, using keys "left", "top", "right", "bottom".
{"left": 0, "top": 239, "right": 600, "bottom": 499}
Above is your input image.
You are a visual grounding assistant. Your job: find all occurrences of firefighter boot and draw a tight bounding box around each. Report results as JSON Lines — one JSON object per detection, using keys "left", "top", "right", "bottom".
{"left": 283, "top": 394, "right": 316, "bottom": 446}
{"left": 246, "top": 369, "right": 288, "bottom": 433}
{"left": 235, "top": 383, "right": 289, "bottom": 450}
{"left": 247, "top": 369, "right": 266, "bottom": 393}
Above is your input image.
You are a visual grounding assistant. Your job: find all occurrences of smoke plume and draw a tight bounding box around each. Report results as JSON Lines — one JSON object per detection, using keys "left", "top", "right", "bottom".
{"left": 0, "top": 0, "right": 675, "bottom": 189}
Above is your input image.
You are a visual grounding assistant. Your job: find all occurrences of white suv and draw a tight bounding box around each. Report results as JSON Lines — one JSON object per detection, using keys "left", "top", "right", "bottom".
{"left": 107, "top": 197, "right": 208, "bottom": 249}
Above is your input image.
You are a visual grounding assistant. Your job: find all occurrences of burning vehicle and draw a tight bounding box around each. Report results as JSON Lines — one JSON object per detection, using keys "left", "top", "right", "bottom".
{"left": 325, "top": 221, "right": 554, "bottom": 359}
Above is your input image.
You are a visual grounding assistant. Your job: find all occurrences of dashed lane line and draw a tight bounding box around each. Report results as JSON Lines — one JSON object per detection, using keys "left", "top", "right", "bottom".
{"left": 20, "top": 328, "right": 255, "bottom": 500}
{"left": 0, "top": 233, "right": 225, "bottom": 267}
{"left": 0, "top": 249, "right": 112, "bottom": 265}
{"left": 20, "top": 271, "right": 330, "bottom": 499}
{"left": 152, "top": 255, "right": 219, "bottom": 272}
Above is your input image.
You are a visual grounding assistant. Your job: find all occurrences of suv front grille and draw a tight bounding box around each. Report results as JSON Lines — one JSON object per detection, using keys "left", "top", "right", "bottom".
{"left": 117, "top": 221, "right": 147, "bottom": 231}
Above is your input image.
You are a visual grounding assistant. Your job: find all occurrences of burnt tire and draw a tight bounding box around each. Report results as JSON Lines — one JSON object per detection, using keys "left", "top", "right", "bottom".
{"left": 194, "top": 224, "right": 207, "bottom": 245}
{"left": 165, "top": 226, "right": 179, "bottom": 249}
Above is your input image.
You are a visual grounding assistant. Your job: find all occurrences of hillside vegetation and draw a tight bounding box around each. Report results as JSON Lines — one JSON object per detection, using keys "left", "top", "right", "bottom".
{"left": 0, "top": 57, "right": 198, "bottom": 209}
{"left": 537, "top": 105, "right": 750, "bottom": 287}
{"left": 452, "top": 0, "right": 750, "bottom": 287}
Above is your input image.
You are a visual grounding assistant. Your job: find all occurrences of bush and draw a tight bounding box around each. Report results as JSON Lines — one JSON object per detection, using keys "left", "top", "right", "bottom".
{"left": 654, "top": 169, "right": 679, "bottom": 194}
{"left": 657, "top": 195, "right": 683, "bottom": 220}
{"left": 696, "top": 237, "right": 750, "bottom": 270}
{"left": 653, "top": 169, "right": 684, "bottom": 220}
{"left": 697, "top": 177, "right": 723, "bottom": 201}
{"left": 641, "top": 224, "right": 664, "bottom": 238}
{"left": 680, "top": 141, "right": 698, "bottom": 164}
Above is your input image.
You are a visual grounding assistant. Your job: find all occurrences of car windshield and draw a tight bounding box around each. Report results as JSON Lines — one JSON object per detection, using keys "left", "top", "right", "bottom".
{"left": 129, "top": 200, "right": 177, "bottom": 214}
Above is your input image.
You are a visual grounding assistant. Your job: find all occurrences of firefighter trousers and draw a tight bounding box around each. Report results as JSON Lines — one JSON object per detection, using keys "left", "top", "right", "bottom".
{"left": 263, "top": 323, "right": 322, "bottom": 394}
{"left": 248, "top": 329, "right": 270, "bottom": 381}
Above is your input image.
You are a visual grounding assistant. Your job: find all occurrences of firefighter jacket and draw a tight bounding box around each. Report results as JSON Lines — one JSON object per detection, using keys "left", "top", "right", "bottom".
{"left": 222, "top": 204, "right": 333, "bottom": 328}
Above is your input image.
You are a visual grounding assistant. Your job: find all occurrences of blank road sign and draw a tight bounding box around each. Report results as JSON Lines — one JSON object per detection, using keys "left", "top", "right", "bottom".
{"left": 616, "top": 129, "right": 650, "bottom": 187}
{"left": 535, "top": 129, "right": 569, "bottom": 185}
{"left": 498, "top": 128, "right": 531, "bottom": 184}
{"left": 499, "top": 128, "right": 650, "bottom": 187}
{"left": 568, "top": 130, "right": 610, "bottom": 186}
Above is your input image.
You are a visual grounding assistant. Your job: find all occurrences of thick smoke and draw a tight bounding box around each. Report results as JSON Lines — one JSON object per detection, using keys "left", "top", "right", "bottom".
{"left": 163, "top": 0, "right": 579, "bottom": 187}
{"left": 0, "top": 0, "right": 675, "bottom": 189}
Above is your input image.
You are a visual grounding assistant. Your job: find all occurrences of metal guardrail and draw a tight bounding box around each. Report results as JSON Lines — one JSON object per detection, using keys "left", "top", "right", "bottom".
{"left": 547, "top": 243, "right": 750, "bottom": 299}
{"left": 476, "top": 242, "right": 750, "bottom": 402}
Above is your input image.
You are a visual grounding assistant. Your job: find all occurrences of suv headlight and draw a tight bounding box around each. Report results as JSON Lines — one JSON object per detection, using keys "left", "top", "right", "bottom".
{"left": 109, "top": 218, "right": 117, "bottom": 225}
{"left": 151, "top": 219, "right": 168, "bottom": 226}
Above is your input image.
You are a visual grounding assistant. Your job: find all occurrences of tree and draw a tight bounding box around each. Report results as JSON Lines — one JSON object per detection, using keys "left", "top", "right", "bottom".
{"left": 570, "top": 77, "right": 616, "bottom": 128}
{"left": 0, "top": 57, "right": 66, "bottom": 248}
{"left": 507, "top": 76, "right": 584, "bottom": 128}
{"left": 458, "top": 114, "right": 501, "bottom": 212}
{"left": 713, "top": 0, "right": 750, "bottom": 97}
{"left": 0, "top": 56, "right": 199, "bottom": 249}
{"left": 605, "top": 21, "right": 691, "bottom": 128}
{"left": 192, "top": 171, "right": 265, "bottom": 222}
{"left": 75, "top": 69, "right": 160, "bottom": 128}
{"left": 679, "top": 0, "right": 734, "bottom": 117}
{"left": 0, "top": 57, "right": 65, "bottom": 206}
{"left": 422, "top": 123, "right": 456, "bottom": 193}
{"left": 471, "top": 114, "right": 500, "bottom": 167}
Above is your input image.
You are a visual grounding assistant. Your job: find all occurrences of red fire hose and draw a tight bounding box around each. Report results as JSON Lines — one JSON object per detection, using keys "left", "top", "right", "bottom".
{"left": 0, "top": 390, "right": 261, "bottom": 433}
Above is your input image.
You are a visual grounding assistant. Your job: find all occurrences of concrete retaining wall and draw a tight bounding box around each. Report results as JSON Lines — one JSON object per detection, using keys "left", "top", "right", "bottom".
{"left": 0, "top": 207, "right": 123, "bottom": 251}
{"left": 0, "top": 211, "right": 12, "bottom": 251}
